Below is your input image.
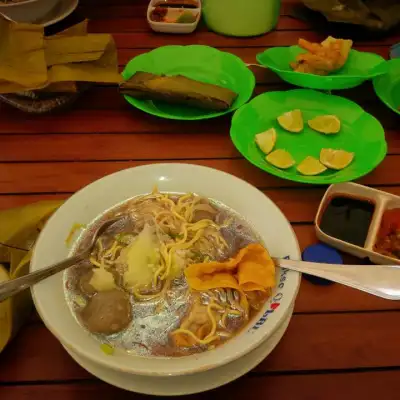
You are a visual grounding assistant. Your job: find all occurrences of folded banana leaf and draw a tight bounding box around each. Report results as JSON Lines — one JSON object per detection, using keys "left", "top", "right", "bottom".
{"left": 120, "top": 72, "right": 238, "bottom": 111}
{"left": 44, "top": 34, "right": 112, "bottom": 66}
{"left": 302, "top": 0, "right": 400, "bottom": 32}
{"left": 0, "top": 200, "right": 63, "bottom": 353}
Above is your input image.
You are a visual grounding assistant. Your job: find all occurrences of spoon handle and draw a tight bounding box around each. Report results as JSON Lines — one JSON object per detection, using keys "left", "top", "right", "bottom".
{"left": 274, "top": 258, "right": 400, "bottom": 300}
{"left": 0, "top": 254, "right": 83, "bottom": 303}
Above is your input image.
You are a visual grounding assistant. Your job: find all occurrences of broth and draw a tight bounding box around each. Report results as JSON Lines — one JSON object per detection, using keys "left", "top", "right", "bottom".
{"left": 64, "top": 191, "right": 274, "bottom": 357}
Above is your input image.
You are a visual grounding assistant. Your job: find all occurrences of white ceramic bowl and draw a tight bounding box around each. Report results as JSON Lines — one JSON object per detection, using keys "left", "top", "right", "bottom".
{"left": 31, "top": 163, "right": 301, "bottom": 377}
{"left": 0, "top": 0, "right": 59, "bottom": 23}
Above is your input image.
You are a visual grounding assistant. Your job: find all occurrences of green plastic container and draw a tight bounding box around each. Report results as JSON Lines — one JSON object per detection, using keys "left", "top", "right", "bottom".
{"left": 257, "top": 46, "right": 387, "bottom": 90}
{"left": 202, "top": 0, "right": 280, "bottom": 37}
{"left": 230, "top": 89, "right": 387, "bottom": 185}
{"left": 121, "top": 45, "right": 255, "bottom": 120}
{"left": 373, "top": 59, "right": 400, "bottom": 116}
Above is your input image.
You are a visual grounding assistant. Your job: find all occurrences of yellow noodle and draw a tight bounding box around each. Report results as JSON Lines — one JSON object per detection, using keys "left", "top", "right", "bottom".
{"left": 132, "top": 279, "right": 170, "bottom": 301}
{"left": 177, "top": 193, "right": 193, "bottom": 207}
{"left": 97, "top": 238, "right": 104, "bottom": 253}
{"left": 89, "top": 256, "right": 103, "bottom": 268}
{"left": 154, "top": 210, "right": 175, "bottom": 220}
{"left": 171, "top": 329, "right": 219, "bottom": 345}
{"left": 172, "top": 210, "right": 186, "bottom": 222}
{"left": 174, "top": 228, "right": 204, "bottom": 251}
{"left": 158, "top": 218, "right": 175, "bottom": 230}
{"left": 166, "top": 225, "right": 189, "bottom": 250}
{"left": 160, "top": 194, "right": 176, "bottom": 209}
{"left": 192, "top": 203, "right": 218, "bottom": 214}
{"left": 211, "top": 232, "right": 228, "bottom": 248}
{"left": 184, "top": 197, "right": 201, "bottom": 221}
{"left": 187, "top": 219, "right": 216, "bottom": 231}
{"left": 221, "top": 310, "right": 228, "bottom": 329}
{"left": 104, "top": 241, "right": 121, "bottom": 260}
{"left": 205, "top": 302, "right": 224, "bottom": 339}
{"left": 153, "top": 264, "right": 166, "bottom": 286}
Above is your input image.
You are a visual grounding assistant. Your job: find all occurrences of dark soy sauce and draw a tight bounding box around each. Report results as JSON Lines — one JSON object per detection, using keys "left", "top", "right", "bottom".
{"left": 319, "top": 196, "right": 375, "bottom": 247}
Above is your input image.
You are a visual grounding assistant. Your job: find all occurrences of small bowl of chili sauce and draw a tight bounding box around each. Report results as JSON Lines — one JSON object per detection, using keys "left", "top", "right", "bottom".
{"left": 147, "top": 0, "right": 201, "bottom": 33}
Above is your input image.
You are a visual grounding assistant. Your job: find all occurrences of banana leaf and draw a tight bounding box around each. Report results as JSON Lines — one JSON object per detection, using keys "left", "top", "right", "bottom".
{"left": 0, "top": 200, "right": 63, "bottom": 353}
{"left": 120, "top": 72, "right": 238, "bottom": 111}
{"left": 302, "top": 0, "right": 400, "bottom": 31}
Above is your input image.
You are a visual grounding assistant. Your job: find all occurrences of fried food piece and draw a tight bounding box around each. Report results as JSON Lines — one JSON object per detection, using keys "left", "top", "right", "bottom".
{"left": 290, "top": 36, "right": 353, "bottom": 76}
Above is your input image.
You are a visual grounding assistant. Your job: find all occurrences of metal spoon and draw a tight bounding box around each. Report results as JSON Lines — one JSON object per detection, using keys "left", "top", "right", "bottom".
{"left": 2, "top": 218, "right": 399, "bottom": 302}
{"left": 0, "top": 217, "right": 123, "bottom": 303}
{"left": 274, "top": 258, "right": 400, "bottom": 301}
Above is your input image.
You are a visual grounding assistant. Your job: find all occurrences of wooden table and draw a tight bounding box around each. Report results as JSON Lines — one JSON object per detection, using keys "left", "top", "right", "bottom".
{"left": 1, "top": 0, "right": 400, "bottom": 398}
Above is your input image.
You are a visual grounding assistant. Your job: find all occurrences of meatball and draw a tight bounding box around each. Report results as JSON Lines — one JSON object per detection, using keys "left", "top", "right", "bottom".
{"left": 80, "top": 289, "right": 132, "bottom": 334}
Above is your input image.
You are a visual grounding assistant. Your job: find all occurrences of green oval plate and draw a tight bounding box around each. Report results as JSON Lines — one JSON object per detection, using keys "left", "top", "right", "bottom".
{"left": 230, "top": 89, "right": 387, "bottom": 185}
{"left": 373, "top": 59, "right": 400, "bottom": 116}
{"left": 121, "top": 45, "right": 255, "bottom": 120}
{"left": 256, "top": 46, "right": 387, "bottom": 90}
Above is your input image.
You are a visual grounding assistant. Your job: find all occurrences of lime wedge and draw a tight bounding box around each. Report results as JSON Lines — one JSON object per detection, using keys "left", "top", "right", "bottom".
{"left": 266, "top": 149, "right": 295, "bottom": 169}
{"left": 277, "top": 109, "right": 303, "bottom": 133}
{"left": 255, "top": 128, "right": 277, "bottom": 155}
{"left": 308, "top": 115, "right": 340, "bottom": 134}
{"left": 297, "top": 156, "right": 327, "bottom": 175}
{"left": 320, "top": 148, "right": 354, "bottom": 170}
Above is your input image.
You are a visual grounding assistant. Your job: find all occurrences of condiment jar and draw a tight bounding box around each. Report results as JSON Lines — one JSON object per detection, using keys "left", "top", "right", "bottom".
{"left": 202, "top": 0, "right": 280, "bottom": 37}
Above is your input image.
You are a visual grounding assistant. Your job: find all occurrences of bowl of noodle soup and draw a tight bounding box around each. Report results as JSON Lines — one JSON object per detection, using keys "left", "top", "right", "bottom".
{"left": 31, "top": 163, "right": 301, "bottom": 377}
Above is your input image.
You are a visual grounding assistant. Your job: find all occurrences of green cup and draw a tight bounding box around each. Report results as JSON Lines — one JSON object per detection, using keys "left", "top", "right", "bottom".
{"left": 202, "top": 0, "right": 280, "bottom": 37}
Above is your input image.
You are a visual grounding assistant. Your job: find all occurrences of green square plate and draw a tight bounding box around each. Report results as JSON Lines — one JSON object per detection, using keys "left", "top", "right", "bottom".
{"left": 256, "top": 46, "right": 387, "bottom": 90}
{"left": 230, "top": 89, "right": 387, "bottom": 185}
{"left": 121, "top": 45, "right": 255, "bottom": 120}
{"left": 373, "top": 59, "right": 400, "bottom": 116}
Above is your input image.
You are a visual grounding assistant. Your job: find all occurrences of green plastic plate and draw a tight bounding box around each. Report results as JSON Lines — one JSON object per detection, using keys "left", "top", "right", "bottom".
{"left": 121, "top": 45, "right": 255, "bottom": 120}
{"left": 373, "top": 59, "right": 400, "bottom": 116}
{"left": 230, "top": 89, "right": 387, "bottom": 185}
{"left": 256, "top": 46, "right": 387, "bottom": 90}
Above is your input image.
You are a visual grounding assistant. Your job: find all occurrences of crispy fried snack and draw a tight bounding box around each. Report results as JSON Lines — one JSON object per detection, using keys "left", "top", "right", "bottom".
{"left": 290, "top": 36, "right": 353, "bottom": 76}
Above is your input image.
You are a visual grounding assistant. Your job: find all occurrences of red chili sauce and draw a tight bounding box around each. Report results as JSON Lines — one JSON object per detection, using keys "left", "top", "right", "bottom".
{"left": 374, "top": 208, "right": 400, "bottom": 259}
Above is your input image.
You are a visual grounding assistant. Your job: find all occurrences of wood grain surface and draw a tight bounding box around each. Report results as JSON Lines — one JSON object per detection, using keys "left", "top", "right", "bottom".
{"left": 1, "top": 0, "right": 399, "bottom": 398}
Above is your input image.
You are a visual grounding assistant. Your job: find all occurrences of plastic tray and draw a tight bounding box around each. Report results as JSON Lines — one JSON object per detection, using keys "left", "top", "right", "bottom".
{"left": 315, "top": 182, "right": 400, "bottom": 265}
